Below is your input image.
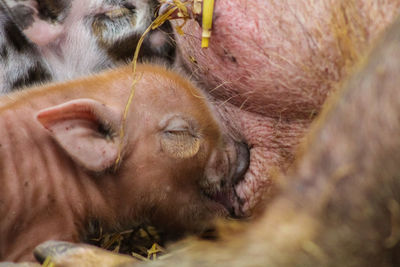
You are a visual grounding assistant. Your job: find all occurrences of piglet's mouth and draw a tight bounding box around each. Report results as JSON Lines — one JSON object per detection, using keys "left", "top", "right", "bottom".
{"left": 202, "top": 142, "right": 250, "bottom": 218}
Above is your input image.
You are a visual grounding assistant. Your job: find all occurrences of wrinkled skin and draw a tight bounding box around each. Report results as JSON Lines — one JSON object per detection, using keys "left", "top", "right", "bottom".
{"left": 0, "top": 64, "right": 248, "bottom": 261}
{"left": 170, "top": 0, "right": 400, "bottom": 215}
{"left": 33, "top": 10, "right": 400, "bottom": 267}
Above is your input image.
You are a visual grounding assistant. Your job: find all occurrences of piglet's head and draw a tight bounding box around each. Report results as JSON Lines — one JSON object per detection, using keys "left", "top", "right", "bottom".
{"left": 35, "top": 67, "right": 249, "bottom": 235}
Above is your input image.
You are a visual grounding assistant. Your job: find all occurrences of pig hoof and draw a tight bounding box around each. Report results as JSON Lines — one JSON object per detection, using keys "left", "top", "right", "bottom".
{"left": 0, "top": 263, "right": 40, "bottom": 267}
{"left": 33, "top": 241, "right": 77, "bottom": 262}
{"left": 34, "top": 241, "right": 136, "bottom": 267}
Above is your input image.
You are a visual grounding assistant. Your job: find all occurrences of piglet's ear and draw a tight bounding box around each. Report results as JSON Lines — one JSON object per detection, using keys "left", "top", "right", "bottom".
{"left": 36, "top": 99, "right": 121, "bottom": 172}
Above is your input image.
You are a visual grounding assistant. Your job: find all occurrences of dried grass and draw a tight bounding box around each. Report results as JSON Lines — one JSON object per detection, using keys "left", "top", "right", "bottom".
{"left": 87, "top": 225, "right": 166, "bottom": 261}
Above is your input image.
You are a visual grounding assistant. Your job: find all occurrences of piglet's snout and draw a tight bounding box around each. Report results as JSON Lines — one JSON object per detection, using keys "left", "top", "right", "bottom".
{"left": 232, "top": 142, "right": 250, "bottom": 184}
{"left": 203, "top": 141, "right": 249, "bottom": 191}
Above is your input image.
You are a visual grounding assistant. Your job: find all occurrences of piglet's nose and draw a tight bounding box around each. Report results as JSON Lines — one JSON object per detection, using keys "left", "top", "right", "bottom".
{"left": 232, "top": 142, "right": 250, "bottom": 184}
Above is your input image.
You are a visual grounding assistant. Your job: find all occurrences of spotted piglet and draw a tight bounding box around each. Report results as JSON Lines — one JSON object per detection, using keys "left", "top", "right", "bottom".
{"left": 0, "top": 0, "right": 175, "bottom": 92}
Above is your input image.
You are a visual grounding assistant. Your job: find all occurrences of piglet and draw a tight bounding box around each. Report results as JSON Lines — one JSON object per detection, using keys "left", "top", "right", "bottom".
{"left": 0, "top": 64, "right": 249, "bottom": 261}
{"left": 0, "top": 0, "right": 175, "bottom": 92}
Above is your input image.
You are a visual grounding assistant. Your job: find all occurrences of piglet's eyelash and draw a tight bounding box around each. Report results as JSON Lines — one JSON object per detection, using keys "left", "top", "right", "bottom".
{"left": 164, "top": 129, "right": 200, "bottom": 140}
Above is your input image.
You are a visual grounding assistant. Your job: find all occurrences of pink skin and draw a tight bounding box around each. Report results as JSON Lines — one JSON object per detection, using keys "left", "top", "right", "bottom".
{"left": 0, "top": 64, "right": 248, "bottom": 261}
{"left": 165, "top": 0, "right": 400, "bottom": 215}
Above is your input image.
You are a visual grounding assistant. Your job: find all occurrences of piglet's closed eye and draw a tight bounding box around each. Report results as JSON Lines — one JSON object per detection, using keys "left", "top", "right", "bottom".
{"left": 36, "top": 99, "right": 121, "bottom": 172}
{"left": 161, "top": 117, "right": 201, "bottom": 159}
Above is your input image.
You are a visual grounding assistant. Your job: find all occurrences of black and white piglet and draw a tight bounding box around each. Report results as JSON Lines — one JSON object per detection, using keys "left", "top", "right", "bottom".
{"left": 0, "top": 0, "right": 175, "bottom": 93}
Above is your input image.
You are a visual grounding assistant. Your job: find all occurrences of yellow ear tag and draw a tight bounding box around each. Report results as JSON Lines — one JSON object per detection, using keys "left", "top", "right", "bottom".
{"left": 201, "top": 0, "right": 215, "bottom": 48}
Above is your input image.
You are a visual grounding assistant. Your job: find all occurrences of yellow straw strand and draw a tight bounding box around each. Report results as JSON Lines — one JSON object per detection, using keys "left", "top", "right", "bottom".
{"left": 152, "top": 6, "right": 179, "bottom": 30}
{"left": 201, "top": 0, "right": 215, "bottom": 48}
{"left": 115, "top": 21, "right": 154, "bottom": 168}
{"left": 172, "top": 0, "right": 188, "bottom": 17}
{"left": 193, "top": 0, "right": 202, "bottom": 15}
